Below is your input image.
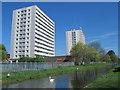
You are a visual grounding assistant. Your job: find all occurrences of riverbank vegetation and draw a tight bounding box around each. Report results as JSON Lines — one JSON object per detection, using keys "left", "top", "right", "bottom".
{"left": 84, "top": 66, "right": 120, "bottom": 88}
{"left": 70, "top": 42, "right": 119, "bottom": 66}
{"left": 18, "top": 56, "right": 45, "bottom": 62}
{"left": 2, "top": 63, "right": 113, "bottom": 85}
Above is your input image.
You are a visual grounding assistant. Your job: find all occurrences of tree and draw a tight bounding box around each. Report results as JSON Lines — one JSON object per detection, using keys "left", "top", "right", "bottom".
{"left": 107, "top": 50, "right": 118, "bottom": 63}
{"left": 84, "top": 47, "right": 100, "bottom": 63}
{"left": 70, "top": 42, "right": 86, "bottom": 65}
{"left": 70, "top": 42, "right": 100, "bottom": 65}
{"left": 88, "top": 42, "right": 105, "bottom": 56}
{"left": 18, "top": 56, "right": 45, "bottom": 62}
{"left": 0, "top": 44, "right": 7, "bottom": 61}
{"left": 100, "top": 54, "right": 111, "bottom": 62}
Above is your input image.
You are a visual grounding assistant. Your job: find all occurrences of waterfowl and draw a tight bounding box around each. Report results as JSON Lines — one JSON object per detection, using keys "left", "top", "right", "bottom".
{"left": 7, "top": 73, "right": 10, "bottom": 78}
{"left": 77, "top": 68, "right": 79, "bottom": 70}
{"left": 49, "top": 76, "right": 54, "bottom": 82}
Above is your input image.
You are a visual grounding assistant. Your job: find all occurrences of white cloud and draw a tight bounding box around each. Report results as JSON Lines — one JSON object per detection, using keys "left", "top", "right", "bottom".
{"left": 88, "top": 32, "right": 118, "bottom": 42}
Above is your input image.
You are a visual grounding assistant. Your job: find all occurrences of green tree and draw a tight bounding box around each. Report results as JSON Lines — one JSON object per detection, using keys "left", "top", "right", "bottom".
{"left": 70, "top": 42, "right": 86, "bottom": 65}
{"left": 100, "top": 54, "right": 111, "bottom": 62}
{"left": 18, "top": 56, "right": 45, "bottom": 62}
{"left": 85, "top": 47, "right": 100, "bottom": 63}
{"left": 70, "top": 42, "right": 99, "bottom": 65}
{"left": 88, "top": 42, "right": 105, "bottom": 56}
{"left": 107, "top": 50, "right": 118, "bottom": 63}
{"left": 0, "top": 44, "right": 7, "bottom": 61}
{"left": 35, "top": 56, "right": 45, "bottom": 62}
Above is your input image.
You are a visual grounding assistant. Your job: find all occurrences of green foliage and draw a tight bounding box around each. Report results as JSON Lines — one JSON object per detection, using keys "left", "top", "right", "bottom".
{"left": 107, "top": 50, "right": 118, "bottom": 63}
{"left": 0, "top": 44, "right": 7, "bottom": 61}
{"left": 70, "top": 42, "right": 99, "bottom": 65}
{"left": 100, "top": 54, "right": 111, "bottom": 62}
{"left": 18, "top": 56, "right": 45, "bottom": 62}
{"left": 88, "top": 42, "right": 105, "bottom": 56}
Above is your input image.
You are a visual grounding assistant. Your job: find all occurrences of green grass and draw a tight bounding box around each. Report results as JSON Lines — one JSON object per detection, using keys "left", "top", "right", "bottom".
{"left": 84, "top": 67, "right": 119, "bottom": 88}
{"left": 2, "top": 63, "right": 113, "bottom": 85}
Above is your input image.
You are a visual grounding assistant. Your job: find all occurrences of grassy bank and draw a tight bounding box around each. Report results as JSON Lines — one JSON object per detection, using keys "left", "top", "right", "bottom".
{"left": 84, "top": 67, "right": 119, "bottom": 88}
{"left": 2, "top": 63, "right": 113, "bottom": 85}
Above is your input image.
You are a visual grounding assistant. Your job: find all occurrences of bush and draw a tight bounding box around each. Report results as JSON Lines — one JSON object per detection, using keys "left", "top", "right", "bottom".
{"left": 18, "top": 56, "right": 45, "bottom": 62}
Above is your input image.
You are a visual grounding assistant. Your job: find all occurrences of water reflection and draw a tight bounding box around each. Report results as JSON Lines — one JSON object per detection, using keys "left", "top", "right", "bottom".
{"left": 2, "top": 65, "right": 113, "bottom": 89}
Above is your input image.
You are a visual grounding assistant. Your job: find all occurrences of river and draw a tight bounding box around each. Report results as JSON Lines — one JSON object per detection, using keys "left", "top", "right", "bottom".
{"left": 2, "top": 65, "right": 114, "bottom": 89}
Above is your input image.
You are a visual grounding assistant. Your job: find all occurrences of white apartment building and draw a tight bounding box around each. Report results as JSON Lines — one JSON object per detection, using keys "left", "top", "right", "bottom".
{"left": 66, "top": 28, "right": 85, "bottom": 55}
{"left": 10, "top": 5, "right": 55, "bottom": 59}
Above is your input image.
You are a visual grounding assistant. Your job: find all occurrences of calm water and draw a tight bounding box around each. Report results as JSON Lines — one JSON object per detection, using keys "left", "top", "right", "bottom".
{"left": 2, "top": 65, "right": 113, "bottom": 89}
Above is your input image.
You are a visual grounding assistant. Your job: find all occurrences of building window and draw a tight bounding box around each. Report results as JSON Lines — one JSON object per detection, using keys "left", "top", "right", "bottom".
{"left": 15, "top": 55, "right": 17, "bottom": 57}
{"left": 27, "top": 33, "right": 29, "bottom": 35}
{"left": 28, "top": 9, "right": 30, "bottom": 11}
{"left": 28, "top": 13, "right": 30, "bottom": 15}
{"left": 17, "top": 19, "right": 19, "bottom": 21}
{"left": 26, "top": 50, "right": 28, "bottom": 52}
{"left": 27, "top": 37, "right": 29, "bottom": 39}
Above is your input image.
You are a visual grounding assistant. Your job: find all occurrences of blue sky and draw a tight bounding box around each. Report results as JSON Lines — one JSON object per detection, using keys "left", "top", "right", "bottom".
{"left": 2, "top": 2, "right": 118, "bottom": 56}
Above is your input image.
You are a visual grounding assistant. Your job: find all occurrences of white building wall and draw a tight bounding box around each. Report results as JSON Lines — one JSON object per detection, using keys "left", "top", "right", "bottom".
{"left": 10, "top": 5, "right": 55, "bottom": 59}
{"left": 66, "top": 29, "right": 85, "bottom": 55}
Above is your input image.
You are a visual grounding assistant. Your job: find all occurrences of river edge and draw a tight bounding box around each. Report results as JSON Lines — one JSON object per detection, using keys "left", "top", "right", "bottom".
{"left": 1, "top": 63, "right": 114, "bottom": 85}
{"left": 83, "top": 66, "right": 120, "bottom": 88}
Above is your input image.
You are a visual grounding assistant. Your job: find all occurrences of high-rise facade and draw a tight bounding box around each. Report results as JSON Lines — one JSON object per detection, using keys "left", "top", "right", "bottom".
{"left": 10, "top": 5, "right": 55, "bottom": 59}
{"left": 66, "top": 28, "right": 85, "bottom": 55}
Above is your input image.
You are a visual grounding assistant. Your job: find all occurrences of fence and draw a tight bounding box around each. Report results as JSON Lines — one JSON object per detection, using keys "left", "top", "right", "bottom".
{"left": 1, "top": 62, "right": 74, "bottom": 73}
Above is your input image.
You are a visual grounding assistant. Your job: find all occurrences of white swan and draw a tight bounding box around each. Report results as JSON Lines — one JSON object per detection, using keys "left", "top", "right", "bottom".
{"left": 7, "top": 73, "right": 10, "bottom": 78}
{"left": 49, "top": 76, "right": 54, "bottom": 82}
{"left": 77, "top": 68, "right": 79, "bottom": 70}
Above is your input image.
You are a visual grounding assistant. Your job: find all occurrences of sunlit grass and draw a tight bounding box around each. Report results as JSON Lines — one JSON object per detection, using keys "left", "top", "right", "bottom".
{"left": 84, "top": 67, "right": 119, "bottom": 88}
